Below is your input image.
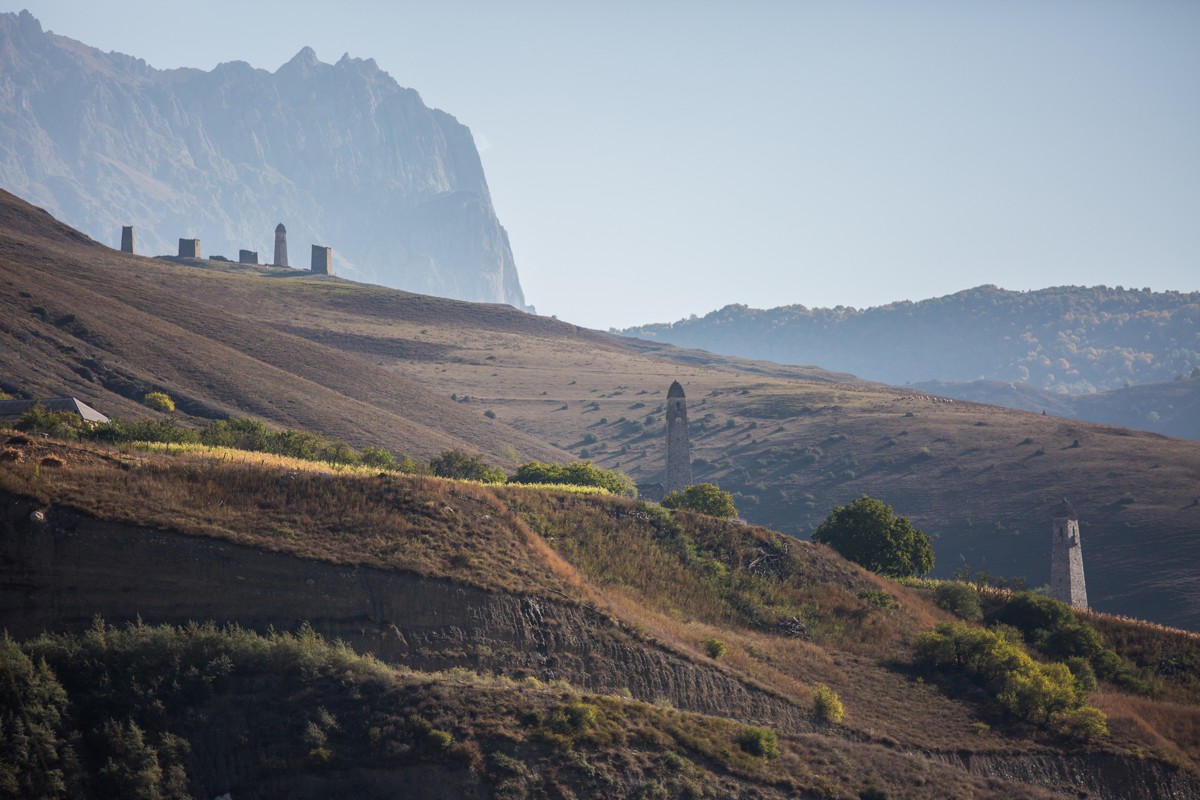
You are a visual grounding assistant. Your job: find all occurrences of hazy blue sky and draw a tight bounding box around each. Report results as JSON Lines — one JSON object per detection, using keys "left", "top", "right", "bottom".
{"left": 11, "top": 1, "right": 1200, "bottom": 329}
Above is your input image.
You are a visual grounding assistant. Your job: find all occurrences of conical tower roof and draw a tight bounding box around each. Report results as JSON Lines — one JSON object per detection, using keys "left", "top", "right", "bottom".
{"left": 667, "top": 381, "right": 685, "bottom": 399}
{"left": 1054, "top": 499, "right": 1078, "bottom": 520}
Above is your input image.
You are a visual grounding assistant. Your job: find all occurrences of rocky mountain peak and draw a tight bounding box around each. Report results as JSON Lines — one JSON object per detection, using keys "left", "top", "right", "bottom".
{"left": 0, "top": 11, "right": 528, "bottom": 308}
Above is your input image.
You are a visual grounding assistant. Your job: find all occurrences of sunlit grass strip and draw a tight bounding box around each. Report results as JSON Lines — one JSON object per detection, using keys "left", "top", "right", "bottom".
{"left": 126, "top": 441, "right": 382, "bottom": 475}
{"left": 500, "top": 482, "right": 610, "bottom": 496}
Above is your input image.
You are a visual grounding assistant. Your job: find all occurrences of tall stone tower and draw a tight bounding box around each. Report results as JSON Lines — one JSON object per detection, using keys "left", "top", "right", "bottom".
{"left": 665, "top": 381, "right": 692, "bottom": 494}
{"left": 120, "top": 225, "right": 134, "bottom": 254}
{"left": 1051, "top": 499, "right": 1088, "bottom": 609}
{"left": 273, "top": 223, "right": 288, "bottom": 267}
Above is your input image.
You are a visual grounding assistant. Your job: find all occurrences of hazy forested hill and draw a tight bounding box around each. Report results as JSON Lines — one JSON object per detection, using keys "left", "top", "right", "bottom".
{"left": 621, "top": 285, "right": 1200, "bottom": 393}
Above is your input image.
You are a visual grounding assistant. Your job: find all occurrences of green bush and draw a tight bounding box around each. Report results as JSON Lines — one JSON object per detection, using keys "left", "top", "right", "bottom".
{"left": 857, "top": 589, "right": 897, "bottom": 609}
{"left": 703, "top": 638, "right": 728, "bottom": 659}
{"left": 509, "top": 460, "right": 637, "bottom": 496}
{"left": 142, "top": 392, "right": 175, "bottom": 412}
{"left": 661, "top": 483, "right": 738, "bottom": 518}
{"left": 735, "top": 726, "right": 779, "bottom": 759}
{"left": 812, "top": 683, "right": 844, "bottom": 724}
{"left": 16, "top": 404, "right": 85, "bottom": 438}
{"left": 407, "top": 716, "right": 454, "bottom": 752}
{"left": 933, "top": 582, "right": 983, "bottom": 622}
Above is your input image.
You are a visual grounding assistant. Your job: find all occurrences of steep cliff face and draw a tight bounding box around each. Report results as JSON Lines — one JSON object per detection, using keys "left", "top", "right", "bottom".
{"left": 0, "top": 10, "right": 526, "bottom": 307}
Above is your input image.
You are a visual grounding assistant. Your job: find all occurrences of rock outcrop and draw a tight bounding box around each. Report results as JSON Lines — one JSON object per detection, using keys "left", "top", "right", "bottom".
{"left": 0, "top": 10, "right": 526, "bottom": 307}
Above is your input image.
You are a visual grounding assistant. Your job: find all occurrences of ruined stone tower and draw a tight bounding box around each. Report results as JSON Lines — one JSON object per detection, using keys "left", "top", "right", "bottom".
{"left": 273, "top": 223, "right": 288, "bottom": 267}
{"left": 120, "top": 226, "right": 134, "bottom": 254}
{"left": 177, "top": 238, "right": 200, "bottom": 258}
{"left": 665, "top": 381, "right": 692, "bottom": 494}
{"left": 311, "top": 245, "right": 332, "bottom": 275}
{"left": 1051, "top": 499, "right": 1088, "bottom": 609}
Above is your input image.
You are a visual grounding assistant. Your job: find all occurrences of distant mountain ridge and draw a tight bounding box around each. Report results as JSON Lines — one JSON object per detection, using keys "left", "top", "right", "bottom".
{"left": 0, "top": 10, "right": 526, "bottom": 307}
{"left": 621, "top": 285, "right": 1200, "bottom": 394}
{"left": 913, "top": 373, "right": 1200, "bottom": 441}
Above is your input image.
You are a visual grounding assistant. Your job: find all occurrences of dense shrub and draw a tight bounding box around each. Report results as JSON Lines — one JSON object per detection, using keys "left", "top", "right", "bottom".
{"left": 914, "top": 622, "right": 1107, "bottom": 737}
{"left": 989, "top": 592, "right": 1124, "bottom": 683}
{"left": 141, "top": 392, "right": 175, "bottom": 412}
{"left": 16, "top": 405, "right": 85, "bottom": 439}
{"left": 934, "top": 582, "right": 983, "bottom": 622}
{"left": 703, "top": 638, "right": 728, "bottom": 659}
{"left": 735, "top": 726, "right": 779, "bottom": 759}
{"left": 509, "top": 461, "right": 636, "bottom": 496}
{"left": 857, "top": 589, "right": 897, "bottom": 609}
{"left": 428, "top": 449, "right": 506, "bottom": 483}
{"left": 661, "top": 483, "right": 738, "bottom": 518}
{"left": 86, "top": 419, "right": 200, "bottom": 445}
{"left": 812, "top": 684, "right": 844, "bottom": 724}
{"left": 83, "top": 415, "right": 411, "bottom": 472}
{"left": 201, "top": 418, "right": 359, "bottom": 465}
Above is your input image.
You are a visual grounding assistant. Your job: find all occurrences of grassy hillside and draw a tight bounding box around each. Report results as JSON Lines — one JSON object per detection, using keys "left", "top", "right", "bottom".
{"left": 0, "top": 189, "right": 561, "bottom": 466}
{"left": 3, "top": 433, "right": 1199, "bottom": 798}
{"left": 914, "top": 375, "right": 1200, "bottom": 441}
{"left": 2, "top": 188, "right": 1199, "bottom": 632}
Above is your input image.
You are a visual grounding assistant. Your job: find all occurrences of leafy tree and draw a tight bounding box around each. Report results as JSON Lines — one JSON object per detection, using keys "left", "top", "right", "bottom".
{"left": 0, "top": 634, "right": 70, "bottom": 799}
{"left": 509, "top": 461, "right": 636, "bottom": 496}
{"left": 661, "top": 483, "right": 737, "bottom": 518}
{"left": 812, "top": 496, "right": 934, "bottom": 577}
{"left": 428, "top": 450, "right": 506, "bottom": 483}
{"left": 359, "top": 445, "right": 397, "bottom": 470}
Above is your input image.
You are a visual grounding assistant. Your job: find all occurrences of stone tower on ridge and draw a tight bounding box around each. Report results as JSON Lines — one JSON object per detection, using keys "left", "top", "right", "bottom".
{"left": 273, "top": 223, "right": 288, "bottom": 267}
{"left": 1051, "top": 500, "right": 1088, "bottom": 609}
{"left": 120, "top": 225, "right": 134, "bottom": 254}
{"left": 311, "top": 244, "right": 332, "bottom": 275}
{"left": 665, "top": 381, "right": 692, "bottom": 494}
